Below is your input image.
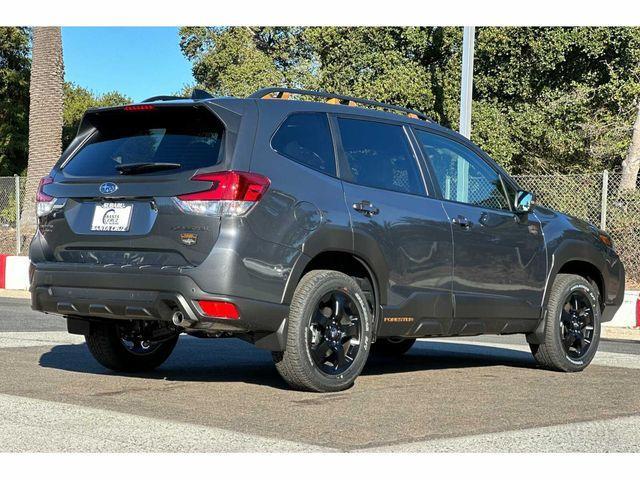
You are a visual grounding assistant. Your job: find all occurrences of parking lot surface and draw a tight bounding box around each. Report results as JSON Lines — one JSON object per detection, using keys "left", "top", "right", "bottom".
{"left": 1, "top": 297, "right": 639, "bottom": 452}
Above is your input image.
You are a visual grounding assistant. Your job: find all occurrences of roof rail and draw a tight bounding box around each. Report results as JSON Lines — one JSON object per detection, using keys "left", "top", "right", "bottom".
{"left": 142, "top": 89, "right": 214, "bottom": 103}
{"left": 249, "top": 87, "right": 432, "bottom": 122}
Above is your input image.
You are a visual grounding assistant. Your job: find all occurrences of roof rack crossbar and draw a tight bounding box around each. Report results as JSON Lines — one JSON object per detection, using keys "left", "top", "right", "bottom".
{"left": 250, "top": 87, "right": 431, "bottom": 122}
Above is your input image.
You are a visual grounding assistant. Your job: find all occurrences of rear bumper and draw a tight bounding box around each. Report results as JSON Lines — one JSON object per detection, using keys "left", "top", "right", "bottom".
{"left": 30, "top": 265, "right": 288, "bottom": 335}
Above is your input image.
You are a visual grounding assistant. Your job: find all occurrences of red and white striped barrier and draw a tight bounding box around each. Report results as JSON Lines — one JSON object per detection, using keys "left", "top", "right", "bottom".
{"left": 0, "top": 255, "right": 30, "bottom": 290}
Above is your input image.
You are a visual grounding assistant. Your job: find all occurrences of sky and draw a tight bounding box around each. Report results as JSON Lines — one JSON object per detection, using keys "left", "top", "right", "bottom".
{"left": 62, "top": 27, "right": 195, "bottom": 102}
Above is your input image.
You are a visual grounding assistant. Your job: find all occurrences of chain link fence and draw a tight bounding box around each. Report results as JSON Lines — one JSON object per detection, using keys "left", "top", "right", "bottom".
{"left": 0, "top": 176, "right": 24, "bottom": 256}
{"left": 1, "top": 172, "right": 639, "bottom": 286}
{"left": 514, "top": 172, "right": 640, "bottom": 288}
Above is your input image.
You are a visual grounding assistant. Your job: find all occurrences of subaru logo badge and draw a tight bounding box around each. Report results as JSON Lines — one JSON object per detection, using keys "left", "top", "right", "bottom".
{"left": 99, "top": 182, "right": 118, "bottom": 195}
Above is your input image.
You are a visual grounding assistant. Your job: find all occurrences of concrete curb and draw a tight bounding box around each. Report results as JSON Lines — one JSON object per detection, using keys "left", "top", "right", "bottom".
{"left": 602, "top": 326, "right": 640, "bottom": 341}
{"left": 0, "top": 289, "right": 30, "bottom": 299}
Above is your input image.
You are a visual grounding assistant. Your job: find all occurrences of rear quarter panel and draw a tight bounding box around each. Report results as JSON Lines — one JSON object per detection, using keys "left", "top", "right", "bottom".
{"left": 246, "top": 101, "right": 353, "bottom": 260}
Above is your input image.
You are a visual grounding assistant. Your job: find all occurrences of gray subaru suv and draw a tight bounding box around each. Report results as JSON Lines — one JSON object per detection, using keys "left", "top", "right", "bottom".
{"left": 30, "top": 87, "right": 625, "bottom": 392}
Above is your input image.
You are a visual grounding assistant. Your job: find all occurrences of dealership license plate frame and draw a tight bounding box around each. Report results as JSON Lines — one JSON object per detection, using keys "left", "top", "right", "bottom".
{"left": 90, "top": 202, "right": 133, "bottom": 232}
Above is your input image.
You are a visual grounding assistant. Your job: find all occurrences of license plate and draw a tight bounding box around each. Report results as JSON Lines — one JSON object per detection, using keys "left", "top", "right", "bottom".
{"left": 91, "top": 202, "right": 133, "bottom": 232}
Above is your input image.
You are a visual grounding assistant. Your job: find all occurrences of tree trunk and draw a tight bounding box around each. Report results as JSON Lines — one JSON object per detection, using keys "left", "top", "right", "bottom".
{"left": 20, "top": 27, "right": 64, "bottom": 251}
{"left": 619, "top": 98, "right": 640, "bottom": 192}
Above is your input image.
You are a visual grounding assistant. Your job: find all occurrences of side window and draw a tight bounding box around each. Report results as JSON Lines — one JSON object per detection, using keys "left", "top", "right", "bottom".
{"left": 501, "top": 177, "right": 518, "bottom": 210}
{"left": 271, "top": 112, "right": 336, "bottom": 176}
{"left": 414, "top": 130, "right": 511, "bottom": 211}
{"left": 337, "top": 118, "right": 425, "bottom": 195}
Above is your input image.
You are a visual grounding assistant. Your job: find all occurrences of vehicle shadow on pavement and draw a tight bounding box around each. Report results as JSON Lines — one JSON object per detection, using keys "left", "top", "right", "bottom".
{"left": 39, "top": 336, "right": 537, "bottom": 389}
{"left": 364, "top": 340, "right": 537, "bottom": 376}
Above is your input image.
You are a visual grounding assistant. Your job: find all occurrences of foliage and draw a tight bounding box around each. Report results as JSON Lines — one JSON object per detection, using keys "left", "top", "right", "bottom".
{"left": 62, "top": 83, "right": 132, "bottom": 149}
{"left": 0, "top": 190, "right": 16, "bottom": 225}
{"left": 179, "top": 26, "right": 640, "bottom": 175}
{"left": 0, "top": 27, "right": 30, "bottom": 176}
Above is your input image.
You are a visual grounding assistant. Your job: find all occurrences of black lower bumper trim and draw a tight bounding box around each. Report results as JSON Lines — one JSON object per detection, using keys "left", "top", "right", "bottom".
{"left": 31, "top": 267, "right": 288, "bottom": 334}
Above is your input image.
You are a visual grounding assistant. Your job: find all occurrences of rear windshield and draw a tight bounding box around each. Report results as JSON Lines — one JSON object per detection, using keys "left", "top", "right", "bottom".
{"left": 63, "top": 107, "right": 224, "bottom": 176}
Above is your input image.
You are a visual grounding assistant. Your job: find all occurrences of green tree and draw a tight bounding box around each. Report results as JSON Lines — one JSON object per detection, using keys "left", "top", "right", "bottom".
{"left": 63, "top": 83, "right": 131, "bottom": 149}
{"left": 179, "top": 26, "right": 640, "bottom": 176}
{"left": 180, "top": 27, "right": 283, "bottom": 96}
{"left": 0, "top": 27, "right": 30, "bottom": 176}
{"left": 472, "top": 27, "right": 640, "bottom": 174}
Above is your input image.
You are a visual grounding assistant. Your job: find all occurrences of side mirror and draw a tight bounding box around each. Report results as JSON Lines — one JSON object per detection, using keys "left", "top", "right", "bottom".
{"left": 515, "top": 190, "right": 536, "bottom": 214}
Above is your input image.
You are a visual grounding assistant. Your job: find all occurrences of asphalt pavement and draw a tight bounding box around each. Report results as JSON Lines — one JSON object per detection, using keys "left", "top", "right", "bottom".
{"left": 1, "top": 296, "right": 639, "bottom": 452}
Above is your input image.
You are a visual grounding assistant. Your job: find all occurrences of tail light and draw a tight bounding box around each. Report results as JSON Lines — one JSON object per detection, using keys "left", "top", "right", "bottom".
{"left": 197, "top": 300, "right": 240, "bottom": 319}
{"left": 36, "top": 176, "right": 56, "bottom": 217}
{"left": 173, "top": 171, "right": 270, "bottom": 217}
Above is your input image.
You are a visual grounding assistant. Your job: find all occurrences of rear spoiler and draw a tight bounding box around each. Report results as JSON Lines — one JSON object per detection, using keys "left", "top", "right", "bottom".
{"left": 142, "top": 89, "right": 214, "bottom": 103}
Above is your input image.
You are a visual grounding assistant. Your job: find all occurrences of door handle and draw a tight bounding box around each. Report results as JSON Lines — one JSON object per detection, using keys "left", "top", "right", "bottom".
{"left": 452, "top": 215, "right": 471, "bottom": 229}
{"left": 352, "top": 200, "right": 380, "bottom": 217}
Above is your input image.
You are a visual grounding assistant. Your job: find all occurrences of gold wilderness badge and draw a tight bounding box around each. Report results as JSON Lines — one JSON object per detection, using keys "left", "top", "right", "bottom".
{"left": 180, "top": 232, "right": 198, "bottom": 246}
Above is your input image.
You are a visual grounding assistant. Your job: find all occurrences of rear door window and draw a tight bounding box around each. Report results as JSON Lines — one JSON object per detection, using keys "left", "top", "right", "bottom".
{"left": 271, "top": 112, "right": 336, "bottom": 176}
{"left": 63, "top": 107, "right": 224, "bottom": 176}
{"left": 337, "top": 118, "right": 425, "bottom": 196}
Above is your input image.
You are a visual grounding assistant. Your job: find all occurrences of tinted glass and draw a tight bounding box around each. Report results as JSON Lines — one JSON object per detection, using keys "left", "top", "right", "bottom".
{"left": 501, "top": 177, "right": 518, "bottom": 210}
{"left": 271, "top": 112, "right": 336, "bottom": 176}
{"left": 338, "top": 118, "right": 424, "bottom": 195}
{"left": 64, "top": 108, "right": 224, "bottom": 176}
{"left": 414, "top": 130, "right": 511, "bottom": 211}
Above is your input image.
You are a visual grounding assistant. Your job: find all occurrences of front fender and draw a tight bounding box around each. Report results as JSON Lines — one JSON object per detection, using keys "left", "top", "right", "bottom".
{"left": 527, "top": 229, "right": 625, "bottom": 344}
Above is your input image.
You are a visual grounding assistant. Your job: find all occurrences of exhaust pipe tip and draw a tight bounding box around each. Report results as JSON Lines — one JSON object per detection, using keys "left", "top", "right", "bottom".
{"left": 172, "top": 310, "right": 186, "bottom": 326}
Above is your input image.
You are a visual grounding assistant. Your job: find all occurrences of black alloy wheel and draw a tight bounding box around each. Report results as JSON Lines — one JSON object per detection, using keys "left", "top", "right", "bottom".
{"left": 559, "top": 290, "right": 595, "bottom": 360}
{"left": 307, "top": 290, "right": 362, "bottom": 375}
{"left": 117, "top": 322, "right": 165, "bottom": 356}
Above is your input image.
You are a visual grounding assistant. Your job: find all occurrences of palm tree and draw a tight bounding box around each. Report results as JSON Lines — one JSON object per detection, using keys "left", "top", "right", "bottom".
{"left": 21, "top": 27, "right": 64, "bottom": 250}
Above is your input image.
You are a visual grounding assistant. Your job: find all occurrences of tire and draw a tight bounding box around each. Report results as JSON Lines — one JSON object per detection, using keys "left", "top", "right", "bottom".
{"left": 272, "top": 270, "right": 373, "bottom": 392}
{"left": 85, "top": 322, "right": 179, "bottom": 373}
{"left": 529, "top": 273, "right": 601, "bottom": 372}
{"left": 371, "top": 337, "right": 416, "bottom": 357}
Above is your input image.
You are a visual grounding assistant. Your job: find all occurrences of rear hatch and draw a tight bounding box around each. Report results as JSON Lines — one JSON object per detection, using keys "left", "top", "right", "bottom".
{"left": 40, "top": 103, "right": 231, "bottom": 268}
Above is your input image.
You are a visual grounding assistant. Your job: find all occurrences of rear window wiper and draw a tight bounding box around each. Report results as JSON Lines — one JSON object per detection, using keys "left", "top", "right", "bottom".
{"left": 116, "top": 162, "right": 181, "bottom": 175}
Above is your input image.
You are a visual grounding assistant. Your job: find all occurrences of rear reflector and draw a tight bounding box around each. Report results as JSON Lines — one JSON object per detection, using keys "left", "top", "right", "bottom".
{"left": 174, "top": 171, "right": 270, "bottom": 217}
{"left": 197, "top": 300, "right": 240, "bottom": 320}
{"left": 636, "top": 296, "right": 640, "bottom": 328}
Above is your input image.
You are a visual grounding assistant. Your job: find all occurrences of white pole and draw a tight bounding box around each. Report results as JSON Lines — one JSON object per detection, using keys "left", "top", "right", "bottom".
{"left": 459, "top": 26, "right": 475, "bottom": 139}
{"left": 14, "top": 174, "right": 20, "bottom": 255}
{"left": 600, "top": 170, "right": 609, "bottom": 230}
